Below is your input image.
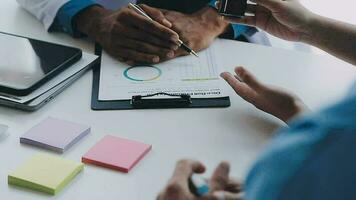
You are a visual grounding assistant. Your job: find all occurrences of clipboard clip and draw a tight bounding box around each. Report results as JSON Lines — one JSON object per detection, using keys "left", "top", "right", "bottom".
{"left": 131, "top": 92, "right": 192, "bottom": 108}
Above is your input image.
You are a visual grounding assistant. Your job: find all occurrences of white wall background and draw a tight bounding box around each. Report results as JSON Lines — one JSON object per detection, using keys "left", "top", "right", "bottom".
{"left": 301, "top": 0, "right": 356, "bottom": 25}
{"left": 268, "top": 0, "right": 356, "bottom": 54}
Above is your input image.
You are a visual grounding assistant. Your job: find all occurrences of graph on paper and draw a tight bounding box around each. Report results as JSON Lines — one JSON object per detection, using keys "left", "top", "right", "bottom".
{"left": 99, "top": 44, "right": 225, "bottom": 101}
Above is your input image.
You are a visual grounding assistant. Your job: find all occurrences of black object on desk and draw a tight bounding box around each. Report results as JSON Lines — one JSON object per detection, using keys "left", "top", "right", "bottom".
{"left": 0, "top": 32, "right": 82, "bottom": 96}
{"left": 218, "top": 0, "right": 248, "bottom": 18}
{"left": 91, "top": 45, "right": 231, "bottom": 110}
{"left": 131, "top": 93, "right": 192, "bottom": 109}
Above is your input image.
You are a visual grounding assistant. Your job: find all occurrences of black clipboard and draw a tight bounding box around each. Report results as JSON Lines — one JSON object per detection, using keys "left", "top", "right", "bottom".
{"left": 91, "top": 45, "right": 230, "bottom": 110}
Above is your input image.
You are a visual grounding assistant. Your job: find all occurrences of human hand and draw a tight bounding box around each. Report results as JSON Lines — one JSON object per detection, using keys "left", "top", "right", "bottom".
{"left": 218, "top": 0, "right": 316, "bottom": 41}
{"left": 157, "top": 160, "right": 243, "bottom": 200}
{"left": 161, "top": 7, "right": 230, "bottom": 57}
{"left": 221, "top": 67, "right": 308, "bottom": 123}
{"left": 76, "top": 4, "right": 180, "bottom": 64}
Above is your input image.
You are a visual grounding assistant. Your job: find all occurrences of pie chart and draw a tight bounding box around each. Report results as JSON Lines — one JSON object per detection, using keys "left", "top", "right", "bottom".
{"left": 123, "top": 65, "right": 162, "bottom": 82}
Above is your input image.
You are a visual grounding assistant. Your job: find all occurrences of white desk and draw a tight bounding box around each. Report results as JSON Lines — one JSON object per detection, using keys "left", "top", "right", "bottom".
{"left": 1, "top": 1, "right": 356, "bottom": 199}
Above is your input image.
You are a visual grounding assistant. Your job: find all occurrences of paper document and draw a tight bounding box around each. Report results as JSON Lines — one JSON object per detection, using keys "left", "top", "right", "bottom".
{"left": 99, "top": 42, "right": 226, "bottom": 100}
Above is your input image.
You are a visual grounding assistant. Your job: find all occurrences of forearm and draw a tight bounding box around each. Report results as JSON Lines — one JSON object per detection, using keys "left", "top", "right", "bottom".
{"left": 302, "top": 15, "right": 356, "bottom": 66}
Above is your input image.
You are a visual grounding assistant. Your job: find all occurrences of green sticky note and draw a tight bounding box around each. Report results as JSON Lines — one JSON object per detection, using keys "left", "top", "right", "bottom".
{"left": 8, "top": 154, "right": 84, "bottom": 195}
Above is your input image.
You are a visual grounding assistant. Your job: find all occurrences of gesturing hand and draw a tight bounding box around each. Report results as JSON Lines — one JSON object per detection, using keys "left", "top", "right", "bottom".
{"left": 157, "top": 160, "right": 243, "bottom": 200}
{"left": 76, "top": 4, "right": 180, "bottom": 64}
{"left": 221, "top": 67, "right": 308, "bottom": 123}
{"left": 219, "top": 0, "right": 315, "bottom": 41}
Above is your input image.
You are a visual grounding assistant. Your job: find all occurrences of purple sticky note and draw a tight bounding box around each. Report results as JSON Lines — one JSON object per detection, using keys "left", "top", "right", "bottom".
{"left": 20, "top": 117, "right": 90, "bottom": 153}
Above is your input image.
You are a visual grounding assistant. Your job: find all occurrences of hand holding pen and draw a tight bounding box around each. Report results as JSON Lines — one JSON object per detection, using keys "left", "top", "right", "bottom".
{"left": 129, "top": 3, "right": 199, "bottom": 57}
{"left": 76, "top": 4, "right": 186, "bottom": 64}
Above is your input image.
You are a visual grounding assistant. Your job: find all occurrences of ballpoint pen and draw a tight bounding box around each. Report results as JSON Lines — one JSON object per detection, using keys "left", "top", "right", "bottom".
{"left": 128, "top": 3, "right": 199, "bottom": 57}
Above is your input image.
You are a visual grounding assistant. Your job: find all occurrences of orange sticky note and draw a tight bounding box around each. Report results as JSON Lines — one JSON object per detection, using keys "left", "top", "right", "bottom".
{"left": 82, "top": 135, "right": 151, "bottom": 173}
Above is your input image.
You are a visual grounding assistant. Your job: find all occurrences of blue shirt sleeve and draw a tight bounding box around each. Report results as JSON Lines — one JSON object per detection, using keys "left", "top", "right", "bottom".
{"left": 230, "top": 24, "right": 250, "bottom": 39}
{"left": 50, "top": 0, "right": 98, "bottom": 37}
{"left": 208, "top": 0, "right": 251, "bottom": 39}
{"left": 244, "top": 82, "right": 356, "bottom": 200}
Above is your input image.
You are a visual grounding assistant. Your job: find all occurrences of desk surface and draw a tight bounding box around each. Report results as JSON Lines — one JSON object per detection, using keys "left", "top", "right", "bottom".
{"left": 1, "top": 1, "right": 356, "bottom": 199}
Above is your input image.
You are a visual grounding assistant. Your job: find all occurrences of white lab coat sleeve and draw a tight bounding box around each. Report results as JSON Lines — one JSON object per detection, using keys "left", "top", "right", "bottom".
{"left": 16, "top": 0, "right": 70, "bottom": 30}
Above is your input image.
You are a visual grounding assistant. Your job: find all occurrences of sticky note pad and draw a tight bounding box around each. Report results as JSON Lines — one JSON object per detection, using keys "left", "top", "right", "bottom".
{"left": 8, "top": 154, "right": 84, "bottom": 195}
{"left": 82, "top": 135, "right": 152, "bottom": 173}
{"left": 20, "top": 117, "right": 90, "bottom": 153}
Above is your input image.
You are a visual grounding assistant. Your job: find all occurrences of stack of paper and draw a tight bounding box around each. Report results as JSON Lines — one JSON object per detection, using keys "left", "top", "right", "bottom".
{"left": 20, "top": 117, "right": 90, "bottom": 153}
{"left": 8, "top": 154, "right": 84, "bottom": 195}
{"left": 82, "top": 135, "right": 152, "bottom": 173}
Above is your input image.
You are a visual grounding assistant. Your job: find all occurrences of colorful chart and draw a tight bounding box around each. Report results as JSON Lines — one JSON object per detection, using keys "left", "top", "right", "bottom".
{"left": 123, "top": 65, "right": 162, "bottom": 82}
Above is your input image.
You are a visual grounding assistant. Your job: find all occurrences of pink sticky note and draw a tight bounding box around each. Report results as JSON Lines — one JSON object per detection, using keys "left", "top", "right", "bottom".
{"left": 82, "top": 135, "right": 152, "bottom": 173}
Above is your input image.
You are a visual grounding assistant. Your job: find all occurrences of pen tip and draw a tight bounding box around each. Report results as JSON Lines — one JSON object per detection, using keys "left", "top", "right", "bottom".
{"left": 191, "top": 51, "right": 199, "bottom": 57}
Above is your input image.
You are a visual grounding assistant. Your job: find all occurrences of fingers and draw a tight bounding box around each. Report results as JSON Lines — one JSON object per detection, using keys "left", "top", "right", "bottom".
{"left": 139, "top": 4, "right": 172, "bottom": 28}
{"left": 112, "top": 23, "right": 179, "bottom": 53}
{"left": 115, "top": 56, "right": 134, "bottom": 66}
{"left": 113, "top": 13, "right": 178, "bottom": 50}
{"left": 210, "top": 162, "right": 230, "bottom": 191}
{"left": 221, "top": 66, "right": 267, "bottom": 104}
{"left": 122, "top": 7, "right": 179, "bottom": 42}
{"left": 225, "top": 179, "right": 243, "bottom": 193}
{"left": 170, "top": 160, "right": 206, "bottom": 186}
{"left": 234, "top": 67, "right": 263, "bottom": 90}
{"left": 113, "top": 47, "right": 160, "bottom": 63}
{"left": 112, "top": 23, "right": 179, "bottom": 50}
{"left": 114, "top": 37, "right": 175, "bottom": 60}
{"left": 157, "top": 182, "right": 190, "bottom": 200}
{"left": 107, "top": 6, "right": 182, "bottom": 64}
{"left": 223, "top": 3, "right": 267, "bottom": 26}
{"left": 253, "top": 0, "right": 282, "bottom": 10}
{"left": 157, "top": 160, "right": 205, "bottom": 200}
{"left": 210, "top": 191, "right": 244, "bottom": 200}
{"left": 220, "top": 71, "right": 257, "bottom": 103}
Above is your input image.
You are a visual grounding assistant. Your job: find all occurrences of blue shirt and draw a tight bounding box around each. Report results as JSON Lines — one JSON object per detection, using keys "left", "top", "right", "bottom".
{"left": 245, "top": 83, "right": 356, "bottom": 199}
{"left": 51, "top": 0, "right": 250, "bottom": 39}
